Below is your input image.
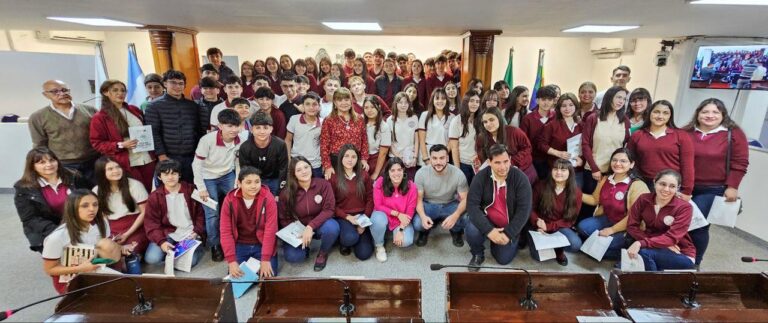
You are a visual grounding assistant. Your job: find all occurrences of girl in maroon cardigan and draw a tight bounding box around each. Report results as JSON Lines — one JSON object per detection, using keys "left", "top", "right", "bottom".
{"left": 265, "top": 57, "right": 283, "bottom": 95}
{"left": 402, "top": 59, "right": 428, "bottom": 114}
{"left": 529, "top": 159, "right": 583, "bottom": 266}
{"left": 90, "top": 80, "right": 156, "bottom": 191}
{"left": 293, "top": 58, "right": 321, "bottom": 94}
{"left": 538, "top": 92, "right": 584, "bottom": 187}
{"left": 331, "top": 144, "right": 375, "bottom": 260}
{"left": 626, "top": 169, "right": 696, "bottom": 271}
{"left": 683, "top": 98, "right": 749, "bottom": 266}
{"left": 220, "top": 166, "right": 278, "bottom": 279}
{"left": 503, "top": 86, "right": 529, "bottom": 128}
{"left": 476, "top": 107, "right": 537, "bottom": 184}
{"left": 351, "top": 57, "right": 376, "bottom": 95}
{"left": 521, "top": 86, "right": 557, "bottom": 180}
{"left": 319, "top": 87, "right": 370, "bottom": 180}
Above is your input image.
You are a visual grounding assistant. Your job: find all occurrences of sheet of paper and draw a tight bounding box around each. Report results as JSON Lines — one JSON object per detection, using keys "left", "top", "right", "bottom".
{"left": 528, "top": 230, "right": 571, "bottom": 250}
{"left": 688, "top": 200, "right": 709, "bottom": 231}
{"left": 576, "top": 316, "right": 631, "bottom": 323}
{"left": 174, "top": 239, "right": 201, "bottom": 272}
{"left": 567, "top": 134, "right": 583, "bottom": 166}
{"left": 356, "top": 214, "right": 372, "bottom": 228}
{"left": 230, "top": 257, "right": 260, "bottom": 298}
{"left": 164, "top": 251, "right": 175, "bottom": 276}
{"left": 192, "top": 189, "right": 218, "bottom": 210}
{"left": 128, "top": 125, "right": 154, "bottom": 153}
{"left": 95, "top": 265, "right": 123, "bottom": 275}
{"left": 621, "top": 249, "right": 645, "bottom": 272}
{"left": 707, "top": 196, "right": 741, "bottom": 228}
{"left": 537, "top": 248, "right": 557, "bottom": 261}
{"left": 277, "top": 221, "right": 306, "bottom": 248}
{"left": 580, "top": 231, "right": 614, "bottom": 261}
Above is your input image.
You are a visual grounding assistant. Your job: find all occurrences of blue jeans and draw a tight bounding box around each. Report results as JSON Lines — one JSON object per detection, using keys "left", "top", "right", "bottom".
{"left": 528, "top": 228, "right": 582, "bottom": 261}
{"left": 576, "top": 216, "right": 626, "bottom": 260}
{"left": 370, "top": 211, "right": 414, "bottom": 247}
{"left": 573, "top": 170, "right": 584, "bottom": 189}
{"left": 283, "top": 220, "right": 340, "bottom": 263}
{"left": 690, "top": 185, "right": 726, "bottom": 265}
{"left": 412, "top": 200, "right": 467, "bottom": 233}
{"left": 336, "top": 218, "right": 374, "bottom": 260}
{"left": 144, "top": 241, "right": 204, "bottom": 268}
{"left": 235, "top": 243, "right": 279, "bottom": 275}
{"left": 203, "top": 171, "right": 236, "bottom": 247}
{"left": 263, "top": 178, "right": 281, "bottom": 197}
{"left": 312, "top": 167, "right": 324, "bottom": 179}
{"left": 637, "top": 248, "right": 695, "bottom": 271}
{"left": 459, "top": 163, "right": 475, "bottom": 186}
{"left": 465, "top": 221, "right": 518, "bottom": 265}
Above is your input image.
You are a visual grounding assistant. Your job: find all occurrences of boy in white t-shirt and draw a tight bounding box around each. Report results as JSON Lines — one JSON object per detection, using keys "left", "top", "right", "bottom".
{"left": 286, "top": 92, "right": 324, "bottom": 178}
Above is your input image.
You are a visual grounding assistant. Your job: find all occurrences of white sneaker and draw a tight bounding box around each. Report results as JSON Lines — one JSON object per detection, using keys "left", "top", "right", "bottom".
{"left": 375, "top": 246, "right": 387, "bottom": 262}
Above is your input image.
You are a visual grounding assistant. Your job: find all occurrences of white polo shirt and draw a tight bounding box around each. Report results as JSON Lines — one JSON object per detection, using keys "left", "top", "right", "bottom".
{"left": 42, "top": 222, "right": 110, "bottom": 260}
{"left": 92, "top": 178, "right": 149, "bottom": 221}
{"left": 366, "top": 121, "right": 392, "bottom": 156}
{"left": 448, "top": 116, "right": 477, "bottom": 164}
{"left": 192, "top": 130, "right": 242, "bottom": 191}
{"left": 286, "top": 114, "right": 323, "bottom": 169}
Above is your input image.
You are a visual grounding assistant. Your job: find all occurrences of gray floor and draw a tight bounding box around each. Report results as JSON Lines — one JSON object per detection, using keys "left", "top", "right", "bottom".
{"left": 1, "top": 193, "right": 767, "bottom": 322}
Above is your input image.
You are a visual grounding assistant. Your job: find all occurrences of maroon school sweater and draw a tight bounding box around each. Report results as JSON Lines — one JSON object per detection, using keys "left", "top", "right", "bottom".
{"left": 277, "top": 178, "right": 336, "bottom": 230}
{"left": 425, "top": 74, "right": 451, "bottom": 100}
{"left": 627, "top": 128, "right": 694, "bottom": 195}
{"left": 330, "top": 172, "right": 374, "bottom": 218}
{"left": 529, "top": 181, "right": 582, "bottom": 232}
{"left": 686, "top": 128, "right": 749, "bottom": 189}
{"left": 627, "top": 193, "right": 695, "bottom": 258}
{"left": 520, "top": 108, "right": 555, "bottom": 161}
{"left": 536, "top": 119, "right": 583, "bottom": 167}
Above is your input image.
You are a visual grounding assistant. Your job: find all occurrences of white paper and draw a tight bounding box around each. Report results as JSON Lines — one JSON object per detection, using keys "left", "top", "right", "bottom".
{"left": 277, "top": 221, "right": 306, "bottom": 248}
{"left": 173, "top": 240, "right": 201, "bottom": 273}
{"left": 576, "top": 316, "right": 631, "bottom": 323}
{"left": 528, "top": 231, "right": 571, "bottom": 250}
{"left": 129, "top": 125, "right": 154, "bottom": 153}
{"left": 707, "top": 196, "right": 741, "bottom": 228}
{"left": 192, "top": 189, "right": 218, "bottom": 210}
{"left": 537, "top": 248, "right": 557, "bottom": 261}
{"left": 95, "top": 265, "right": 123, "bottom": 275}
{"left": 567, "top": 134, "right": 582, "bottom": 166}
{"left": 356, "top": 214, "right": 372, "bottom": 228}
{"left": 688, "top": 200, "right": 709, "bottom": 231}
{"left": 164, "top": 251, "right": 175, "bottom": 276}
{"left": 580, "top": 231, "right": 614, "bottom": 261}
{"left": 621, "top": 249, "right": 645, "bottom": 272}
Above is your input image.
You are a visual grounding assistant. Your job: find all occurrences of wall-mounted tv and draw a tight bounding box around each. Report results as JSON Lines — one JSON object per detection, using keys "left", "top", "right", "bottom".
{"left": 691, "top": 45, "right": 768, "bottom": 90}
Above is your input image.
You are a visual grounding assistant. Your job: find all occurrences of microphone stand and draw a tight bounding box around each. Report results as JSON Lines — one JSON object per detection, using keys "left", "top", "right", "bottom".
{"left": 211, "top": 277, "right": 354, "bottom": 322}
{"left": 680, "top": 271, "right": 700, "bottom": 309}
{"left": 0, "top": 275, "right": 153, "bottom": 321}
{"left": 430, "top": 263, "right": 537, "bottom": 310}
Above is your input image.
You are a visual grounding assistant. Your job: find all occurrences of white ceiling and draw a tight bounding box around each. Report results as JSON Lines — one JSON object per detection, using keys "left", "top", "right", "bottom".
{"left": 1, "top": 0, "right": 768, "bottom": 37}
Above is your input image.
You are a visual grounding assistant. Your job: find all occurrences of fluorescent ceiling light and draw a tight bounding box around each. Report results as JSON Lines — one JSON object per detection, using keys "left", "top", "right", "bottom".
{"left": 322, "top": 22, "right": 381, "bottom": 31}
{"left": 690, "top": 0, "right": 768, "bottom": 5}
{"left": 562, "top": 25, "right": 640, "bottom": 33}
{"left": 46, "top": 17, "right": 143, "bottom": 27}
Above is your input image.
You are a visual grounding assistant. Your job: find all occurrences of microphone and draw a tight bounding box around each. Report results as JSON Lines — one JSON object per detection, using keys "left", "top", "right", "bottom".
{"left": 430, "top": 263, "right": 537, "bottom": 311}
{"left": 741, "top": 256, "right": 768, "bottom": 262}
{"left": 680, "top": 272, "right": 700, "bottom": 309}
{"left": 0, "top": 275, "right": 153, "bottom": 321}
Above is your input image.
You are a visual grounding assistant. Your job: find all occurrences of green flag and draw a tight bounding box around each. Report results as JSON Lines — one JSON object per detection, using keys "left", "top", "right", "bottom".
{"left": 503, "top": 48, "right": 514, "bottom": 86}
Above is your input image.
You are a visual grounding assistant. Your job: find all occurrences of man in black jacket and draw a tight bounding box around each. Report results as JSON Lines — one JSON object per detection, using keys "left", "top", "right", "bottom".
{"left": 466, "top": 144, "right": 532, "bottom": 271}
{"left": 145, "top": 70, "right": 207, "bottom": 183}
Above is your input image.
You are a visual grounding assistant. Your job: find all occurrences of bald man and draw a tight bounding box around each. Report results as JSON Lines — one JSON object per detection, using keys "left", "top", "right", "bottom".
{"left": 28, "top": 80, "right": 98, "bottom": 180}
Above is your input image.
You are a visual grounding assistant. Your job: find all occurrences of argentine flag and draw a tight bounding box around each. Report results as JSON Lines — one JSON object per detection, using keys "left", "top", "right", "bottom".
{"left": 126, "top": 44, "right": 148, "bottom": 107}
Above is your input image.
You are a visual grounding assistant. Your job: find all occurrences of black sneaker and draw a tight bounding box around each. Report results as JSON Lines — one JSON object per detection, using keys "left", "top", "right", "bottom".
{"left": 340, "top": 246, "right": 352, "bottom": 256}
{"left": 451, "top": 231, "right": 465, "bottom": 247}
{"left": 415, "top": 230, "right": 430, "bottom": 247}
{"left": 468, "top": 254, "right": 485, "bottom": 272}
{"left": 314, "top": 251, "right": 328, "bottom": 272}
{"left": 211, "top": 245, "right": 224, "bottom": 262}
{"left": 555, "top": 250, "right": 568, "bottom": 266}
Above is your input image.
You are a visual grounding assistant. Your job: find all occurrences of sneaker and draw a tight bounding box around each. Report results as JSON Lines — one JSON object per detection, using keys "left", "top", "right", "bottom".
{"left": 314, "top": 251, "right": 328, "bottom": 272}
{"left": 415, "top": 230, "right": 430, "bottom": 247}
{"left": 468, "top": 254, "right": 485, "bottom": 272}
{"left": 451, "top": 231, "right": 465, "bottom": 247}
{"left": 555, "top": 250, "right": 568, "bottom": 266}
{"left": 340, "top": 246, "right": 352, "bottom": 256}
{"left": 375, "top": 246, "right": 387, "bottom": 262}
{"left": 211, "top": 245, "right": 224, "bottom": 262}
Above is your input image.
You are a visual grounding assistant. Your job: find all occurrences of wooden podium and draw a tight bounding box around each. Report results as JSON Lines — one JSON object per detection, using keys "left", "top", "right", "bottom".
{"left": 608, "top": 270, "right": 768, "bottom": 322}
{"left": 248, "top": 278, "right": 423, "bottom": 322}
{"left": 45, "top": 273, "right": 237, "bottom": 322}
{"left": 445, "top": 272, "right": 619, "bottom": 322}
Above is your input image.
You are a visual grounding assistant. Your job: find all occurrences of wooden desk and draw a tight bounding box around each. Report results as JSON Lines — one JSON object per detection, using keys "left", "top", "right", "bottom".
{"left": 445, "top": 272, "right": 619, "bottom": 322}
{"left": 608, "top": 270, "right": 768, "bottom": 322}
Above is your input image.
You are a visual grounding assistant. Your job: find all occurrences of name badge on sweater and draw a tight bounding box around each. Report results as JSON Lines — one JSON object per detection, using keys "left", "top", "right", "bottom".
{"left": 314, "top": 194, "right": 323, "bottom": 204}
{"left": 663, "top": 215, "right": 675, "bottom": 226}
{"left": 614, "top": 191, "right": 625, "bottom": 201}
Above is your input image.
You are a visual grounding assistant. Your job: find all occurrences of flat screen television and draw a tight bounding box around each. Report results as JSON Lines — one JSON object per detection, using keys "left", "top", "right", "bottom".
{"left": 690, "top": 45, "right": 768, "bottom": 90}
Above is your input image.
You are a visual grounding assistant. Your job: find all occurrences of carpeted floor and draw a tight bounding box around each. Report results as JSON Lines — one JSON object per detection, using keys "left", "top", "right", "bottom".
{"left": 1, "top": 193, "right": 766, "bottom": 322}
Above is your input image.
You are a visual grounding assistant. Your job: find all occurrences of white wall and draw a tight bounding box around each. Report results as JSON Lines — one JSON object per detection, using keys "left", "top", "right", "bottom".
{"left": 736, "top": 148, "right": 768, "bottom": 242}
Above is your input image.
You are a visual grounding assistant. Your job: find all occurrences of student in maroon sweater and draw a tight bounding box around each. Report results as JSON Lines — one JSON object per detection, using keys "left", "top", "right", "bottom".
{"left": 402, "top": 59, "right": 428, "bottom": 112}
{"left": 348, "top": 75, "right": 392, "bottom": 119}
{"left": 278, "top": 156, "right": 340, "bottom": 271}
{"left": 529, "top": 159, "right": 583, "bottom": 266}
{"left": 220, "top": 166, "right": 278, "bottom": 278}
{"left": 537, "top": 93, "right": 584, "bottom": 187}
{"left": 293, "top": 58, "right": 320, "bottom": 94}
{"left": 253, "top": 87, "right": 287, "bottom": 140}
{"left": 374, "top": 59, "right": 404, "bottom": 107}
{"left": 351, "top": 57, "right": 376, "bottom": 95}
{"left": 577, "top": 82, "right": 598, "bottom": 121}
{"left": 682, "top": 98, "right": 749, "bottom": 266}
{"left": 330, "top": 145, "right": 375, "bottom": 260}
{"left": 368, "top": 48, "right": 386, "bottom": 79}
{"left": 476, "top": 107, "right": 537, "bottom": 184}
{"left": 265, "top": 57, "right": 283, "bottom": 96}
{"left": 426, "top": 54, "right": 452, "bottom": 101}
{"left": 626, "top": 169, "right": 696, "bottom": 271}
{"left": 627, "top": 100, "right": 694, "bottom": 198}
{"left": 521, "top": 85, "right": 557, "bottom": 180}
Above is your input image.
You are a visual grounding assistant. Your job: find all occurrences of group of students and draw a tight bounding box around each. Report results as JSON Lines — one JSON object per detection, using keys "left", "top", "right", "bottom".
{"left": 18, "top": 46, "right": 751, "bottom": 293}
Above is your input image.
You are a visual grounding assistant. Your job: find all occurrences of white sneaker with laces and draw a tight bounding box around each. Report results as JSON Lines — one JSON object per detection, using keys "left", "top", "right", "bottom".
{"left": 375, "top": 245, "right": 387, "bottom": 262}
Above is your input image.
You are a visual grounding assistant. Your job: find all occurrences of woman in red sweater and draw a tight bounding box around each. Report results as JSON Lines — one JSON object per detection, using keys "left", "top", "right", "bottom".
{"left": 319, "top": 87, "right": 370, "bottom": 180}
{"left": 529, "top": 159, "right": 583, "bottom": 266}
{"left": 521, "top": 85, "right": 557, "bottom": 180}
{"left": 627, "top": 100, "right": 694, "bottom": 198}
{"left": 537, "top": 92, "right": 584, "bottom": 187}
{"left": 476, "top": 107, "right": 537, "bottom": 184}
{"left": 89, "top": 80, "right": 156, "bottom": 191}
{"left": 331, "top": 144, "right": 375, "bottom": 260}
{"left": 683, "top": 98, "right": 749, "bottom": 266}
{"left": 220, "top": 166, "right": 278, "bottom": 279}
{"left": 626, "top": 169, "right": 696, "bottom": 271}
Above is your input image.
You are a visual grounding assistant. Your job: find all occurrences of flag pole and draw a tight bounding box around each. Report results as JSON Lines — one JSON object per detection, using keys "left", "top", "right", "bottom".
{"left": 97, "top": 42, "right": 109, "bottom": 79}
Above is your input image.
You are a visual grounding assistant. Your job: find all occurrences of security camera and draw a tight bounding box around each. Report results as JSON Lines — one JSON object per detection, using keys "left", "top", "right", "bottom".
{"left": 655, "top": 50, "right": 670, "bottom": 67}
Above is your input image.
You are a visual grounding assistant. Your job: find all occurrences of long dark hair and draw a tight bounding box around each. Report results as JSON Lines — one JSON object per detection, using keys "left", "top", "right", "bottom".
{"left": 391, "top": 92, "right": 413, "bottom": 143}
{"left": 411, "top": 59, "right": 425, "bottom": 80}
{"left": 480, "top": 89, "right": 500, "bottom": 111}
{"left": 504, "top": 86, "right": 528, "bottom": 125}
{"left": 265, "top": 56, "right": 280, "bottom": 78}
{"left": 598, "top": 86, "right": 627, "bottom": 122}
{"left": 476, "top": 107, "right": 509, "bottom": 161}
{"left": 334, "top": 144, "right": 366, "bottom": 200}
{"left": 445, "top": 81, "right": 459, "bottom": 109}
{"left": 99, "top": 80, "right": 130, "bottom": 138}
{"left": 62, "top": 189, "right": 107, "bottom": 244}
{"left": 425, "top": 87, "right": 449, "bottom": 128}
{"left": 402, "top": 83, "right": 422, "bottom": 114}
{"left": 318, "top": 57, "right": 333, "bottom": 80}
{"left": 353, "top": 57, "right": 370, "bottom": 81}
{"left": 640, "top": 100, "right": 677, "bottom": 131}
{"left": 682, "top": 98, "right": 740, "bottom": 130}
{"left": 281, "top": 156, "right": 312, "bottom": 219}
{"left": 94, "top": 156, "right": 136, "bottom": 216}
{"left": 382, "top": 157, "right": 410, "bottom": 197}
{"left": 363, "top": 96, "right": 383, "bottom": 140}
{"left": 555, "top": 92, "right": 581, "bottom": 123}
{"left": 16, "top": 147, "right": 74, "bottom": 189}
{"left": 459, "top": 90, "right": 481, "bottom": 138}
{"left": 537, "top": 159, "right": 579, "bottom": 221}
{"left": 627, "top": 87, "right": 652, "bottom": 120}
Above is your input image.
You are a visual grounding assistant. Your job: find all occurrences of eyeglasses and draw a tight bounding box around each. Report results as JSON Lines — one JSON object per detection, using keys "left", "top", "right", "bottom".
{"left": 44, "top": 88, "right": 70, "bottom": 95}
